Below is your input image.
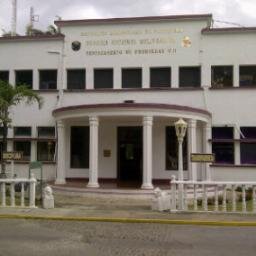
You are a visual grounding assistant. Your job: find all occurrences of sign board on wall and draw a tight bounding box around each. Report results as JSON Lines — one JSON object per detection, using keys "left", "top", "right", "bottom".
{"left": 190, "top": 153, "right": 215, "bottom": 163}
{"left": 2, "top": 152, "right": 23, "bottom": 161}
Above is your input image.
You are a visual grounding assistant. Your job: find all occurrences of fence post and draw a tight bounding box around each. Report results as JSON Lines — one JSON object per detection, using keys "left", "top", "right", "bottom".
{"left": 253, "top": 186, "right": 256, "bottom": 214}
{"left": 170, "top": 175, "right": 177, "bottom": 212}
{"left": 184, "top": 184, "right": 188, "bottom": 211}
{"left": 1, "top": 183, "right": 6, "bottom": 207}
{"left": 232, "top": 185, "right": 236, "bottom": 212}
{"left": 21, "top": 182, "right": 25, "bottom": 207}
{"left": 242, "top": 185, "right": 246, "bottom": 213}
{"left": 203, "top": 184, "right": 208, "bottom": 211}
{"left": 29, "top": 174, "right": 37, "bottom": 208}
{"left": 222, "top": 185, "right": 227, "bottom": 212}
{"left": 10, "top": 182, "right": 15, "bottom": 207}
{"left": 193, "top": 184, "right": 198, "bottom": 211}
{"left": 214, "top": 185, "right": 218, "bottom": 212}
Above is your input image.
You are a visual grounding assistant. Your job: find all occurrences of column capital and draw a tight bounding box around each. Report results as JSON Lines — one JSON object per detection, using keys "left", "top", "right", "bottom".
{"left": 204, "top": 122, "right": 212, "bottom": 130}
{"left": 89, "top": 116, "right": 99, "bottom": 126}
{"left": 143, "top": 116, "right": 153, "bottom": 126}
{"left": 56, "top": 120, "right": 64, "bottom": 128}
{"left": 188, "top": 119, "right": 197, "bottom": 128}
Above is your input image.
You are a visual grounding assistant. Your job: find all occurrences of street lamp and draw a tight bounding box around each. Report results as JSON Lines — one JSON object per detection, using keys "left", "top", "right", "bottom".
{"left": 174, "top": 118, "right": 187, "bottom": 210}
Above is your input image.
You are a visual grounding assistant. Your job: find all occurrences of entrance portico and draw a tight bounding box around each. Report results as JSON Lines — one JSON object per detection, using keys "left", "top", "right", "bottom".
{"left": 53, "top": 103, "right": 211, "bottom": 189}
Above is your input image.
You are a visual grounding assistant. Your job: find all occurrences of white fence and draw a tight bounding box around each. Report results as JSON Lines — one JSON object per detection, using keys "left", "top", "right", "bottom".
{"left": 170, "top": 176, "right": 256, "bottom": 213}
{"left": 0, "top": 174, "right": 37, "bottom": 208}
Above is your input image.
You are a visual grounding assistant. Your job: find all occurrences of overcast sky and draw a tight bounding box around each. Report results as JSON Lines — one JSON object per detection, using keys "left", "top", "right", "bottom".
{"left": 1, "top": 0, "right": 256, "bottom": 35}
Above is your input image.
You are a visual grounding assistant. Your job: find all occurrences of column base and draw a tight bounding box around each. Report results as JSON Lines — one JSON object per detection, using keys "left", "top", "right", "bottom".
{"left": 55, "top": 179, "right": 66, "bottom": 185}
{"left": 87, "top": 182, "right": 100, "bottom": 188}
{"left": 141, "top": 183, "right": 154, "bottom": 190}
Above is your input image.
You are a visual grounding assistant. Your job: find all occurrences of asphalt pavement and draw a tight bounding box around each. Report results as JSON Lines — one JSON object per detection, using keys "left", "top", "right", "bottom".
{"left": 1, "top": 219, "right": 256, "bottom": 256}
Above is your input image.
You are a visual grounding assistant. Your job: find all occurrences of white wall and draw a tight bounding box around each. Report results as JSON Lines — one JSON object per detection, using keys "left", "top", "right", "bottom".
{"left": 1, "top": 18, "right": 256, "bottom": 182}
{"left": 63, "top": 118, "right": 204, "bottom": 180}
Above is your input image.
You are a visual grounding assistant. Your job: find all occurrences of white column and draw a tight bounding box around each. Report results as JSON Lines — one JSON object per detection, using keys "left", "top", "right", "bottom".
{"left": 9, "top": 70, "right": 15, "bottom": 86}
{"left": 7, "top": 128, "right": 13, "bottom": 152}
{"left": 86, "top": 67, "right": 94, "bottom": 89}
{"left": 142, "top": 66, "right": 150, "bottom": 89}
{"left": 114, "top": 67, "right": 121, "bottom": 89}
{"left": 30, "top": 126, "right": 37, "bottom": 162}
{"left": 55, "top": 120, "right": 66, "bottom": 184}
{"left": 141, "top": 116, "right": 154, "bottom": 189}
{"left": 201, "top": 64, "right": 211, "bottom": 87}
{"left": 87, "top": 116, "right": 100, "bottom": 188}
{"left": 203, "top": 122, "right": 212, "bottom": 181}
{"left": 172, "top": 65, "right": 178, "bottom": 88}
{"left": 233, "top": 64, "right": 239, "bottom": 88}
{"left": 33, "top": 69, "right": 39, "bottom": 90}
{"left": 234, "top": 126, "right": 241, "bottom": 165}
{"left": 188, "top": 119, "right": 197, "bottom": 180}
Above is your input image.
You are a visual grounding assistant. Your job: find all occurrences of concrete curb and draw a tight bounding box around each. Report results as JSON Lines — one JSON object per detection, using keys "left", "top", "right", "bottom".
{"left": 1, "top": 214, "right": 256, "bottom": 226}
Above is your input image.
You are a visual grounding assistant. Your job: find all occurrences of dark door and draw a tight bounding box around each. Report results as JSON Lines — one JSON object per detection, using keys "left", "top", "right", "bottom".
{"left": 118, "top": 127, "right": 142, "bottom": 185}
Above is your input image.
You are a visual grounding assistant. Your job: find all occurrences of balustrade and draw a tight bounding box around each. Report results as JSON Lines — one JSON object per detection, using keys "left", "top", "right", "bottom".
{"left": 0, "top": 174, "right": 37, "bottom": 208}
{"left": 170, "top": 176, "right": 256, "bottom": 213}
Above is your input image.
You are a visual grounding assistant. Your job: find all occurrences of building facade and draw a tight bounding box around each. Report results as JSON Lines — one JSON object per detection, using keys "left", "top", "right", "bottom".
{"left": 1, "top": 14, "right": 256, "bottom": 188}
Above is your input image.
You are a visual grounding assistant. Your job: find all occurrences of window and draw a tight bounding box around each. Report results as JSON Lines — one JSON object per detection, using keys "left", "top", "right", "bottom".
{"left": 179, "top": 67, "right": 201, "bottom": 87}
{"left": 94, "top": 69, "right": 113, "bottom": 89}
{"left": 240, "top": 66, "right": 256, "bottom": 86}
{"left": 14, "top": 141, "right": 31, "bottom": 161}
{"left": 0, "top": 71, "right": 9, "bottom": 82}
{"left": 37, "top": 127, "right": 56, "bottom": 162}
{"left": 166, "top": 126, "right": 187, "bottom": 170}
{"left": 70, "top": 126, "right": 89, "bottom": 168}
{"left": 211, "top": 66, "right": 233, "bottom": 88}
{"left": 150, "top": 67, "right": 171, "bottom": 88}
{"left": 15, "top": 70, "right": 33, "bottom": 89}
{"left": 14, "top": 127, "right": 31, "bottom": 137}
{"left": 37, "top": 141, "right": 55, "bottom": 161}
{"left": 39, "top": 70, "right": 57, "bottom": 90}
{"left": 13, "top": 126, "right": 31, "bottom": 161}
{"left": 212, "top": 127, "right": 234, "bottom": 164}
{"left": 38, "top": 127, "right": 55, "bottom": 137}
{"left": 0, "top": 142, "right": 3, "bottom": 162}
{"left": 67, "top": 69, "right": 85, "bottom": 90}
{"left": 240, "top": 127, "right": 256, "bottom": 164}
{"left": 122, "top": 68, "right": 142, "bottom": 88}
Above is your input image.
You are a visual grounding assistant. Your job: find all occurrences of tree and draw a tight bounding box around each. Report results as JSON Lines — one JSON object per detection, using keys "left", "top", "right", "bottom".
{"left": 0, "top": 80, "right": 43, "bottom": 177}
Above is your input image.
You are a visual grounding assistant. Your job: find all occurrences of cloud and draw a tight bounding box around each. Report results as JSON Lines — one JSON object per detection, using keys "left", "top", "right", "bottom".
{"left": 0, "top": 0, "right": 256, "bottom": 35}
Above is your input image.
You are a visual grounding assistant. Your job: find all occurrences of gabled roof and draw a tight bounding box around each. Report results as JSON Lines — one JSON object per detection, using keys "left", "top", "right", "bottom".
{"left": 54, "top": 14, "right": 212, "bottom": 26}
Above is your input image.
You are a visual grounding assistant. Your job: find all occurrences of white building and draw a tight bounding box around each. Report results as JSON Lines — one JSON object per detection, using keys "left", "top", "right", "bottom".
{"left": 1, "top": 14, "right": 256, "bottom": 188}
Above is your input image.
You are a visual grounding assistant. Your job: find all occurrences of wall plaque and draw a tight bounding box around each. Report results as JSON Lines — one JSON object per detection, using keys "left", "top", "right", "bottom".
{"left": 191, "top": 153, "right": 215, "bottom": 163}
{"left": 103, "top": 150, "right": 111, "bottom": 157}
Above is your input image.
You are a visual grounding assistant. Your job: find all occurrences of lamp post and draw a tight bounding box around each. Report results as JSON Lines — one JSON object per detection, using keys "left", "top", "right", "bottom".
{"left": 174, "top": 118, "right": 187, "bottom": 210}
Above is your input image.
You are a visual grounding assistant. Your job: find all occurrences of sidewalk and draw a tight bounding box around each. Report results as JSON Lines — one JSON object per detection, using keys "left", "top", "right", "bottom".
{"left": 1, "top": 192, "right": 256, "bottom": 225}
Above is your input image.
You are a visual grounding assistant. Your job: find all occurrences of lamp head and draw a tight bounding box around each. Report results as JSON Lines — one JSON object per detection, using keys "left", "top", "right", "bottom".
{"left": 174, "top": 118, "right": 187, "bottom": 140}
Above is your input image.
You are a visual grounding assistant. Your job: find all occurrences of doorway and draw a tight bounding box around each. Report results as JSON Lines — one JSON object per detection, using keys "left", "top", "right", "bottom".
{"left": 117, "top": 127, "right": 142, "bottom": 186}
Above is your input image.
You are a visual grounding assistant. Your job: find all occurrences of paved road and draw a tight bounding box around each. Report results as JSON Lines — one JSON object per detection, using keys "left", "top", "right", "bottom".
{"left": 0, "top": 219, "right": 256, "bottom": 256}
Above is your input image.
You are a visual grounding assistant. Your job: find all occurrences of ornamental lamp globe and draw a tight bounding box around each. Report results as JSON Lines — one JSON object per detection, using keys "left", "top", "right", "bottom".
{"left": 174, "top": 118, "right": 187, "bottom": 140}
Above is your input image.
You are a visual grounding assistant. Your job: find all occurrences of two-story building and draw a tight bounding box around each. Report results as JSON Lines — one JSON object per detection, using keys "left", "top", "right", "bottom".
{"left": 1, "top": 14, "right": 256, "bottom": 188}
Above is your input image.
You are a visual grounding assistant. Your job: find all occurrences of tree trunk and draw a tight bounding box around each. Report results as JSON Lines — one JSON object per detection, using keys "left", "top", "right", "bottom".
{"left": 0, "top": 121, "right": 8, "bottom": 178}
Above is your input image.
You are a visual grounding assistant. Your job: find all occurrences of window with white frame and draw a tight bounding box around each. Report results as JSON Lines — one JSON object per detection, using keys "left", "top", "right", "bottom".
{"left": 212, "top": 127, "right": 234, "bottom": 164}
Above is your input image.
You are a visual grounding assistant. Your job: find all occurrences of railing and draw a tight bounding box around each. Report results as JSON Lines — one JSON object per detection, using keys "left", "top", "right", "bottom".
{"left": 170, "top": 176, "right": 256, "bottom": 213}
{"left": 0, "top": 174, "right": 37, "bottom": 208}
